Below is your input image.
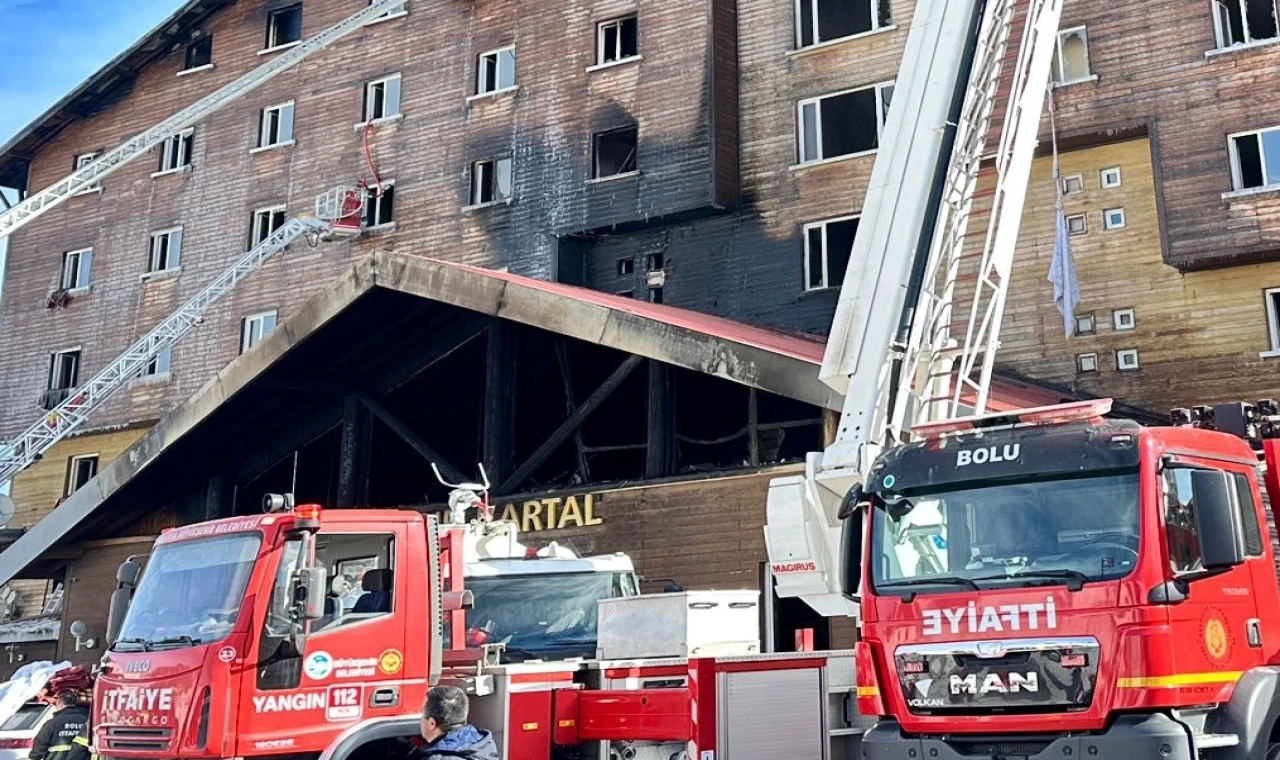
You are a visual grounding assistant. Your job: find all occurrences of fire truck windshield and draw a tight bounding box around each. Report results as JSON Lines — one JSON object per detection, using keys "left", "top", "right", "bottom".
{"left": 114, "top": 532, "right": 262, "bottom": 651}
{"left": 869, "top": 472, "right": 1140, "bottom": 596}
{"left": 465, "top": 571, "right": 635, "bottom": 659}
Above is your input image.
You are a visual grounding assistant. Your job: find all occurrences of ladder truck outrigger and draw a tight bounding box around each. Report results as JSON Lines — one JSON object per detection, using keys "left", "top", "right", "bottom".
{"left": 0, "top": 0, "right": 409, "bottom": 490}
{"left": 762, "top": 1, "right": 1280, "bottom": 759}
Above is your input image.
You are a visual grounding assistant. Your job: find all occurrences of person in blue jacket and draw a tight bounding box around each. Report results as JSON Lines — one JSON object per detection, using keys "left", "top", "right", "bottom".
{"left": 415, "top": 685, "right": 499, "bottom": 760}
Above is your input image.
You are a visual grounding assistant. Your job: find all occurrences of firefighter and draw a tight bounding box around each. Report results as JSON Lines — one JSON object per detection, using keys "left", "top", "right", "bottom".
{"left": 66, "top": 723, "right": 92, "bottom": 760}
{"left": 29, "top": 692, "right": 89, "bottom": 760}
{"left": 414, "top": 685, "right": 499, "bottom": 759}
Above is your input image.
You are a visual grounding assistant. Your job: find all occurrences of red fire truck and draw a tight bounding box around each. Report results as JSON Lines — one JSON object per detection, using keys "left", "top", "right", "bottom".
{"left": 844, "top": 398, "right": 1280, "bottom": 760}
{"left": 89, "top": 505, "right": 863, "bottom": 760}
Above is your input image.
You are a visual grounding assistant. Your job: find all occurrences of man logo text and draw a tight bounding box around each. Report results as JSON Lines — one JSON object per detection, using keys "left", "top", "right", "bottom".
{"left": 956, "top": 444, "right": 1021, "bottom": 467}
{"left": 950, "top": 672, "right": 1038, "bottom": 695}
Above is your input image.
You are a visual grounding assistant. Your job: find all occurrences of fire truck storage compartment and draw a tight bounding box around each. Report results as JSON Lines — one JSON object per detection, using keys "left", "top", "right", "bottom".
{"left": 596, "top": 591, "right": 760, "bottom": 660}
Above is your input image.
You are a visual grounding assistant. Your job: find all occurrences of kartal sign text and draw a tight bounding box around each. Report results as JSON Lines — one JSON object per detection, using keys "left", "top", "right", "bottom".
{"left": 496, "top": 493, "right": 604, "bottom": 533}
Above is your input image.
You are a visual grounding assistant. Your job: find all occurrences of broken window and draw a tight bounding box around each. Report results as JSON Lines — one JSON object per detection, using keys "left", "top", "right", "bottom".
{"left": 796, "top": 0, "right": 892, "bottom": 48}
{"left": 251, "top": 206, "right": 287, "bottom": 248}
{"left": 65, "top": 455, "right": 98, "bottom": 497}
{"left": 48, "top": 350, "right": 81, "bottom": 392}
{"left": 1050, "top": 27, "right": 1092, "bottom": 84}
{"left": 804, "top": 216, "right": 858, "bottom": 291}
{"left": 471, "top": 158, "right": 513, "bottom": 205}
{"left": 363, "top": 74, "right": 402, "bottom": 122}
{"left": 148, "top": 228, "right": 183, "bottom": 273}
{"left": 597, "top": 15, "right": 639, "bottom": 65}
{"left": 1215, "top": 0, "right": 1279, "bottom": 47}
{"left": 185, "top": 36, "right": 213, "bottom": 70}
{"left": 157, "top": 130, "right": 193, "bottom": 173}
{"left": 60, "top": 249, "right": 92, "bottom": 291}
{"left": 241, "top": 311, "right": 279, "bottom": 354}
{"left": 594, "top": 126, "right": 639, "bottom": 178}
{"left": 1231, "top": 127, "right": 1280, "bottom": 190}
{"left": 617, "top": 258, "right": 635, "bottom": 276}
{"left": 797, "top": 83, "right": 893, "bottom": 163}
{"left": 363, "top": 184, "right": 396, "bottom": 227}
{"left": 258, "top": 102, "right": 295, "bottom": 148}
{"left": 477, "top": 47, "right": 517, "bottom": 95}
{"left": 73, "top": 152, "right": 102, "bottom": 194}
{"left": 266, "top": 4, "right": 303, "bottom": 49}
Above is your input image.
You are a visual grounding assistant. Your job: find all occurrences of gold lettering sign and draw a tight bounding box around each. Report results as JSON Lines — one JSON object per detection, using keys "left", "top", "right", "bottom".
{"left": 497, "top": 493, "right": 605, "bottom": 533}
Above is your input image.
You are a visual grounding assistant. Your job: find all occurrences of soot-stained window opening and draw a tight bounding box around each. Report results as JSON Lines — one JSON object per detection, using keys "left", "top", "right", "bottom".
{"left": 594, "top": 126, "right": 639, "bottom": 178}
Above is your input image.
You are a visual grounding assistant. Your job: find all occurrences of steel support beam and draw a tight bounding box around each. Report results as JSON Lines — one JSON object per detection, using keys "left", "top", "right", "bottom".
{"left": 499, "top": 353, "right": 644, "bottom": 494}
{"left": 356, "top": 392, "right": 467, "bottom": 485}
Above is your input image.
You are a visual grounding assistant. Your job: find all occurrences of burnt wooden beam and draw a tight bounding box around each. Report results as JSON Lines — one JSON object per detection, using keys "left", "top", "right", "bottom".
{"left": 748, "top": 388, "right": 760, "bottom": 467}
{"left": 355, "top": 392, "right": 468, "bottom": 485}
{"left": 202, "top": 476, "right": 226, "bottom": 522}
{"left": 482, "top": 321, "right": 518, "bottom": 486}
{"left": 372, "top": 319, "right": 488, "bottom": 397}
{"left": 555, "top": 339, "right": 590, "bottom": 482}
{"left": 645, "top": 360, "right": 677, "bottom": 478}
{"left": 235, "top": 398, "right": 344, "bottom": 482}
{"left": 337, "top": 395, "right": 372, "bottom": 507}
{"left": 499, "top": 353, "right": 644, "bottom": 494}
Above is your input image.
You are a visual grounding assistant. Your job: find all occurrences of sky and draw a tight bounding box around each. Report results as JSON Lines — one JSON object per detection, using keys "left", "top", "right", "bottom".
{"left": 0, "top": 0, "right": 185, "bottom": 145}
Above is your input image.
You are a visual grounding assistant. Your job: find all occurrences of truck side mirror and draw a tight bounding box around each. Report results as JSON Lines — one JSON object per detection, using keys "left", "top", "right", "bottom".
{"left": 293, "top": 567, "right": 327, "bottom": 621}
{"left": 1191, "top": 470, "right": 1246, "bottom": 571}
{"left": 105, "top": 558, "right": 143, "bottom": 646}
{"left": 838, "top": 486, "right": 864, "bottom": 602}
{"left": 116, "top": 559, "right": 142, "bottom": 587}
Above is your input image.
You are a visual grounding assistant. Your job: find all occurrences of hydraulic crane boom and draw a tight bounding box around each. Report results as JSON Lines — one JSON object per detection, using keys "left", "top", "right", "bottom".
{"left": 763, "top": 0, "right": 1064, "bottom": 617}
{"left": 0, "top": 0, "right": 403, "bottom": 239}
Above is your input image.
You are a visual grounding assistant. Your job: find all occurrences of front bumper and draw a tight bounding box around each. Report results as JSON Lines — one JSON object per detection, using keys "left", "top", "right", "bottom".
{"left": 861, "top": 713, "right": 1193, "bottom": 760}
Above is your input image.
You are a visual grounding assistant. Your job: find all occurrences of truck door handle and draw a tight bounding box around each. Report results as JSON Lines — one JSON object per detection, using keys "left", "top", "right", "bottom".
{"left": 371, "top": 686, "right": 400, "bottom": 708}
{"left": 1248, "top": 618, "right": 1263, "bottom": 648}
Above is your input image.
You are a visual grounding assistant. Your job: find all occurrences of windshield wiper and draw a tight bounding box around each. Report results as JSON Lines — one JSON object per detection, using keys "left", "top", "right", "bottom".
{"left": 112, "top": 638, "right": 151, "bottom": 652}
{"left": 1011, "top": 568, "right": 1090, "bottom": 591}
{"left": 147, "top": 635, "right": 200, "bottom": 649}
{"left": 880, "top": 576, "right": 980, "bottom": 602}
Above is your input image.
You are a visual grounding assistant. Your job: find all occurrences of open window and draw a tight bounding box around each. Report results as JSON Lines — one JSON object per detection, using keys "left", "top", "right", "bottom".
{"left": 148, "top": 228, "right": 183, "bottom": 274}
{"left": 60, "top": 249, "right": 92, "bottom": 291}
{"left": 363, "top": 74, "right": 402, "bottom": 122}
{"left": 258, "top": 102, "right": 295, "bottom": 149}
{"left": 363, "top": 184, "right": 395, "bottom": 228}
{"left": 593, "top": 126, "right": 638, "bottom": 178}
{"left": 266, "top": 4, "right": 303, "bottom": 50}
{"left": 477, "top": 47, "right": 516, "bottom": 95}
{"left": 597, "top": 15, "right": 638, "bottom": 65}
{"left": 185, "top": 36, "right": 213, "bottom": 70}
{"left": 803, "top": 215, "right": 858, "bottom": 291}
{"left": 1230, "top": 126, "right": 1280, "bottom": 191}
{"left": 797, "top": 83, "right": 893, "bottom": 163}
{"left": 240, "top": 311, "right": 279, "bottom": 354}
{"left": 157, "top": 130, "right": 194, "bottom": 173}
{"left": 64, "top": 455, "right": 99, "bottom": 496}
{"left": 141, "top": 346, "right": 172, "bottom": 379}
{"left": 1050, "top": 27, "right": 1092, "bottom": 84}
{"left": 471, "top": 158, "right": 513, "bottom": 205}
{"left": 795, "top": 0, "right": 892, "bottom": 48}
{"left": 250, "top": 206, "right": 287, "bottom": 247}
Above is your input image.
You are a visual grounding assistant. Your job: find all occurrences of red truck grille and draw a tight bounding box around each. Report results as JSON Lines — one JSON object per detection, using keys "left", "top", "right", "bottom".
{"left": 104, "top": 726, "right": 173, "bottom": 753}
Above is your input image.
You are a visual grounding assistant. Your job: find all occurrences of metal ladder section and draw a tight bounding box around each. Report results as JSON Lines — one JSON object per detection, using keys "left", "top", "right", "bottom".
{"left": 900, "top": 0, "right": 1065, "bottom": 428}
{"left": 0, "top": 0, "right": 406, "bottom": 239}
{"left": 0, "top": 214, "right": 331, "bottom": 486}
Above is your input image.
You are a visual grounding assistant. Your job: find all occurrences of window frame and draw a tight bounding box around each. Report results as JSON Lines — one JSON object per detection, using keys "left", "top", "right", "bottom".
{"left": 362, "top": 73, "right": 403, "bottom": 123}
{"left": 1066, "top": 213, "right": 1088, "bottom": 235}
{"left": 309, "top": 532, "right": 399, "bottom": 636}
{"left": 250, "top": 205, "right": 288, "bottom": 248}
{"left": 476, "top": 47, "right": 517, "bottom": 96}
{"left": 265, "top": 4, "right": 304, "bottom": 50}
{"left": 257, "top": 101, "right": 296, "bottom": 149}
{"left": 596, "top": 15, "right": 639, "bottom": 66}
{"left": 64, "top": 454, "right": 100, "bottom": 497}
{"left": 60, "top": 248, "right": 93, "bottom": 292}
{"left": 184, "top": 36, "right": 213, "bottom": 70}
{"left": 141, "top": 345, "right": 173, "bottom": 378}
{"left": 1211, "top": 0, "right": 1280, "bottom": 49}
{"left": 470, "top": 157, "right": 514, "bottom": 206}
{"left": 48, "top": 349, "right": 81, "bottom": 392}
{"left": 1051, "top": 26, "right": 1093, "bottom": 85}
{"left": 147, "top": 227, "right": 184, "bottom": 274}
{"left": 802, "top": 214, "right": 860, "bottom": 291}
{"left": 366, "top": 0, "right": 408, "bottom": 23}
{"left": 1074, "top": 312, "right": 1096, "bottom": 336}
{"left": 157, "top": 129, "right": 194, "bottom": 174}
{"left": 1265, "top": 287, "right": 1280, "bottom": 353}
{"left": 1116, "top": 348, "right": 1141, "bottom": 371}
{"left": 592, "top": 126, "right": 640, "bottom": 179}
{"left": 1103, "top": 207, "right": 1127, "bottom": 230}
{"left": 1112, "top": 307, "right": 1136, "bottom": 331}
{"left": 1162, "top": 463, "right": 1264, "bottom": 578}
{"left": 362, "top": 183, "right": 396, "bottom": 229}
{"left": 73, "top": 152, "right": 102, "bottom": 194}
{"left": 796, "top": 81, "right": 895, "bottom": 165}
{"left": 794, "top": 0, "right": 893, "bottom": 49}
{"left": 1100, "top": 166, "right": 1122, "bottom": 189}
{"left": 240, "top": 310, "right": 280, "bottom": 355}
{"left": 1076, "top": 352, "right": 1099, "bottom": 373}
{"left": 1228, "top": 125, "right": 1280, "bottom": 191}
{"left": 1061, "top": 174, "right": 1084, "bottom": 195}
